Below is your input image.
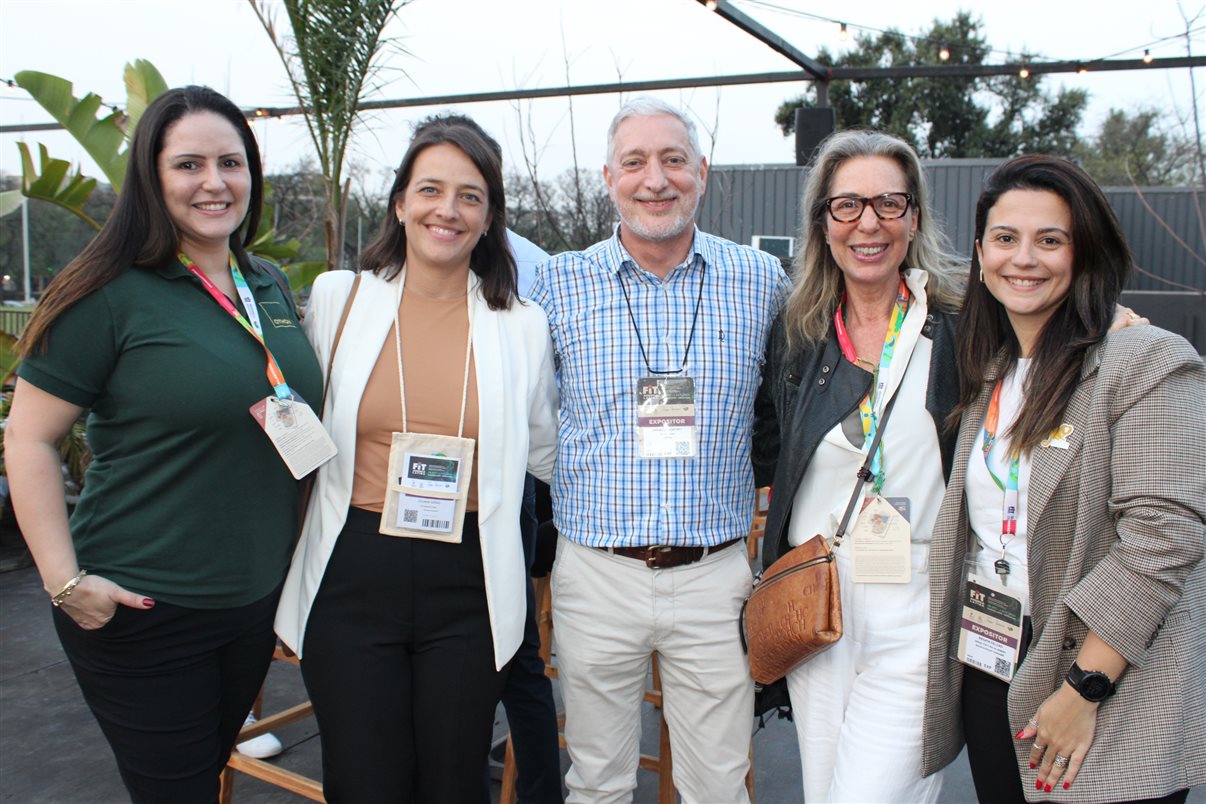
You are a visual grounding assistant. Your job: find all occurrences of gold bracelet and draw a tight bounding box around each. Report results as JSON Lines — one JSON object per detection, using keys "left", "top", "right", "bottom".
{"left": 51, "top": 570, "right": 88, "bottom": 607}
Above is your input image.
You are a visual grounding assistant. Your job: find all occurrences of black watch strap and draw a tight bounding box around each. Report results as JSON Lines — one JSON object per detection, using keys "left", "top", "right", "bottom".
{"left": 1066, "top": 662, "right": 1116, "bottom": 702}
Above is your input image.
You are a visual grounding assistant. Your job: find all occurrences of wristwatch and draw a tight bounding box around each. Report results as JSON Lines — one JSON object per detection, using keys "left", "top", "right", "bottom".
{"left": 1065, "top": 662, "right": 1116, "bottom": 702}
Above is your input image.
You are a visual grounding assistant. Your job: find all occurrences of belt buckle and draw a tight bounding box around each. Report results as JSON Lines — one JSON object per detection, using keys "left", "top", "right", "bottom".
{"left": 645, "top": 545, "right": 673, "bottom": 569}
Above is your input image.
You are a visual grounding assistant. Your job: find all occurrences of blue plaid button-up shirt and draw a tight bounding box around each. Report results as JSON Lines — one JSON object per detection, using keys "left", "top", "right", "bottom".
{"left": 529, "top": 227, "right": 790, "bottom": 548}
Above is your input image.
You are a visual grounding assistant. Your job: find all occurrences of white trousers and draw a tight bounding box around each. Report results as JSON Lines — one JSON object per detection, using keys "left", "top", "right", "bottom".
{"left": 786, "top": 546, "right": 944, "bottom": 803}
{"left": 552, "top": 536, "right": 755, "bottom": 804}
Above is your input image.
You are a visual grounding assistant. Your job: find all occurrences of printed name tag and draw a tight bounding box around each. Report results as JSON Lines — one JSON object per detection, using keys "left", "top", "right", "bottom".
{"left": 249, "top": 395, "right": 337, "bottom": 479}
{"left": 850, "top": 495, "right": 912, "bottom": 584}
{"left": 636, "top": 376, "right": 697, "bottom": 459}
{"left": 956, "top": 573, "right": 1025, "bottom": 682}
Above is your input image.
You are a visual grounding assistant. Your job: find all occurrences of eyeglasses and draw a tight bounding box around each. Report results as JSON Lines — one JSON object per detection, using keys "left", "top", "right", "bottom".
{"left": 823, "top": 193, "right": 913, "bottom": 222}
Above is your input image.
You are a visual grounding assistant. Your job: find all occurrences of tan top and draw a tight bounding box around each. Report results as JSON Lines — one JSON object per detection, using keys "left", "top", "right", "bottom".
{"left": 351, "top": 288, "right": 479, "bottom": 511}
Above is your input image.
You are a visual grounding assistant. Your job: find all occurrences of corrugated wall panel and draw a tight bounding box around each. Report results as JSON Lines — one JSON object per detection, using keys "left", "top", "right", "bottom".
{"left": 701, "top": 164, "right": 1206, "bottom": 293}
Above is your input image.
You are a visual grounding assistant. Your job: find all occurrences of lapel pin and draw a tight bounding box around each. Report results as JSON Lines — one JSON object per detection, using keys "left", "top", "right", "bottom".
{"left": 1041, "top": 423, "right": 1075, "bottom": 450}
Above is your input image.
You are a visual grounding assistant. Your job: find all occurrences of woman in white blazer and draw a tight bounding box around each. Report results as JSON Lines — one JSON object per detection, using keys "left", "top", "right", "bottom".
{"left": 275, "top": 115, "right": 558, "bottom": 804}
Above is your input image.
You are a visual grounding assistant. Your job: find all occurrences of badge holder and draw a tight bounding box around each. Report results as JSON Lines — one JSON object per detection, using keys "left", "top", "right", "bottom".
{"left": 378, "top": 270, "right": 476, "bottom": 543}
{"left": 636, "top": 376, "right": 697, "bottom": 459}
{"left": 250, "top": 393, "right": 337, "bottom": 479}
{"left": 953, "top": 555, "right": 1027, "bottom": 682}
{"left": 380, "top": 432, "right": 474, "bottom": 543}
{"left": 849, "top": 494, "right": 912, "bottom": 584}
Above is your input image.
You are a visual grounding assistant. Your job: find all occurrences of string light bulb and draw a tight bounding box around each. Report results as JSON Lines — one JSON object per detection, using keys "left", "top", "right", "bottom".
{"left": 1142, "top": 49, "right": 1153, "bottom": 64}
{"left": 938, "top": 45, "right": 951, "bottom": 61}
{"left": 1077, "top": 64, "right": 1088, "bottom": 75}
{"left": 705, "top": 0, "right": 718, "bottom": 9}
{"left": 839, "top": 22, "right": 849, "bottom": 41}
{"left": 1018, "top": 66, "right": 1030, "bottom": 79}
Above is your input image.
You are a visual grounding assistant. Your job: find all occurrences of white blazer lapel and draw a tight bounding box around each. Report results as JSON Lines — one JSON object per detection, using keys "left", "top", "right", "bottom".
{"left": 471, "top": 274, "right": 506, "bottom": 525}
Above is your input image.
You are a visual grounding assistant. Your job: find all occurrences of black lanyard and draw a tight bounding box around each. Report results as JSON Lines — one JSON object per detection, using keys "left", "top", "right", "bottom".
{"left": 617, "top": 258, "right": 707, "bottom": 375}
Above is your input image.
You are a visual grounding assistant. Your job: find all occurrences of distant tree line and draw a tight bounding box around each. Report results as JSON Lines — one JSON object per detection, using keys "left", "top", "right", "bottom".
{"left": 774, "top": 12, "right": 1201, "bottom": 186}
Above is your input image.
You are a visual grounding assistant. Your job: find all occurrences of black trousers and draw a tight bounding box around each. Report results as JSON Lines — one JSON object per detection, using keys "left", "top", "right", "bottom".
{"left": 962, "top": 665, "right": 1189, "bottom": 804}
{"left": 498, "top": 475, "right": 564, "bottom": 803}
{"left": 301, "top": 507, "right": 508, "bottom": 804}
{"left": 53, "top": 587, "right": 280, "bottom": 804}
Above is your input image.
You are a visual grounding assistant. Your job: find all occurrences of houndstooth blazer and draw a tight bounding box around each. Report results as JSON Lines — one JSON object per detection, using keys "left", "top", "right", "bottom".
{"left": 921, "top": 325, "right": 1206, "bottom": 802}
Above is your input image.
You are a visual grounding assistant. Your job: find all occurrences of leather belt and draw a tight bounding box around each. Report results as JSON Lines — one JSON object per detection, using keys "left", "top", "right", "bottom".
{"left": 600, "top": 537, "right": 743, "bottom": 569}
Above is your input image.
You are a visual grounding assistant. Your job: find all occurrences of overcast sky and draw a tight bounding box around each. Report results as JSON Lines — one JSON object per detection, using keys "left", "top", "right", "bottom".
{"left": 1, "top": 0, "right": 1200, "bottom": 198}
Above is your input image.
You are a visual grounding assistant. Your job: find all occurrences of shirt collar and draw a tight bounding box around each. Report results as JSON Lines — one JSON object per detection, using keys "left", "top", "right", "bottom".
{"left": 604, "top": 224, "right": 707, "bottom": 279}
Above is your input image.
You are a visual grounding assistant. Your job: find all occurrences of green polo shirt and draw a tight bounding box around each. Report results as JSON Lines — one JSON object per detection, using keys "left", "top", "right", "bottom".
{"left": 19, "top": 257, "right": 322, "bottom": 608}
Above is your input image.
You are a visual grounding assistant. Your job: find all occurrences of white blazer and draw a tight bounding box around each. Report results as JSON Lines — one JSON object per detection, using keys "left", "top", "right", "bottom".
{"left": 275, "top": 269, "right": 559, "bottom": 669}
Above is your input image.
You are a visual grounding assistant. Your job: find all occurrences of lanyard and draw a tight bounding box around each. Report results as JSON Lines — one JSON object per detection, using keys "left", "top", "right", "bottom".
{"left": 833, "top": 279, "right": 910, "bottom": 494}
{"left": 393, "top": 269, "right": 474, "bottom": 436}
{"left": 180, "top": 252, "right": 292, "bottom": 400}
{"left": 617, "top": 258, "right": 706, "bottom": 375}
{"left": 981, "top": 379, "right": 1021, "bottom": 534}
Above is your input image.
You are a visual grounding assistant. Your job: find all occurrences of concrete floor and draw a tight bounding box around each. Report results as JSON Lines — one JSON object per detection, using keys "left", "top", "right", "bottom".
{"left": 2, "top": 561, "right": 1202, "bottom": 803}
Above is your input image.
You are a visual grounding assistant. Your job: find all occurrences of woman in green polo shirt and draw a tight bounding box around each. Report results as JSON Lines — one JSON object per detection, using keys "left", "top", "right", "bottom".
{"left": 5, "top": 86, "right": 322, "bottom": 803}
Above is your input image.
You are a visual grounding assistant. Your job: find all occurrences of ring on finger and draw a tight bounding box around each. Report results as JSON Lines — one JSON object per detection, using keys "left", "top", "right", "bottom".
{"left": 1027, "top": 718, "right": 1039, "bottom": 729}
{"left": 1033, "top": 743, "right": 1047, "bottom": 751}
{"left": 1054, "top": 755, "right": 1069, "bottom": 768}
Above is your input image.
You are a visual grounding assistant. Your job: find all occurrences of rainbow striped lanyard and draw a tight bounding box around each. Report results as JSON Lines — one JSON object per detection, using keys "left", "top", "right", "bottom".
{"left": 981, "top": 379, "right": 1021, "bottom": 541}
{"left": 833, "top": 279, "right": 911, "bottom": 495}
{"left": 179, "top": 252, "right": 293, "bottom": 401}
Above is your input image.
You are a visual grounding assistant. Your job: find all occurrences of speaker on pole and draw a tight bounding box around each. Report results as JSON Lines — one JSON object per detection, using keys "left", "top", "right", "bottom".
{"left": 795, "top": 107, "right": 836, "bottom": 166}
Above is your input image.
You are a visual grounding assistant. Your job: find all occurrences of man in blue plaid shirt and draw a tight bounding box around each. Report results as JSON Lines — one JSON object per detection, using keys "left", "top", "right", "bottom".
{"left": 529, "top": 97, "right": 789, "bottom": 803}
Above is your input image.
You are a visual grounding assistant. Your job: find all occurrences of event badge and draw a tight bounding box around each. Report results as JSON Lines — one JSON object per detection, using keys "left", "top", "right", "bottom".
{"left": 850, "top": 495, "right": 912, "bottom": 583}
{"left": 249, "top": 394, "right": 337, "bottom": 479}
{"left": 380, "top": 432, "right": 475, "bottom": 543}
{"left": 636, "top": 377, "right": 697, "bottom": 459}
{"left": 956, "top": 572, "right": 1026, "bottom": 682}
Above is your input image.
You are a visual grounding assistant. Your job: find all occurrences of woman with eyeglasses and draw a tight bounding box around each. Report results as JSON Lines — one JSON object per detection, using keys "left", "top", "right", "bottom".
{"left": 752, "top": 129, "right": 967, "bottom": 802}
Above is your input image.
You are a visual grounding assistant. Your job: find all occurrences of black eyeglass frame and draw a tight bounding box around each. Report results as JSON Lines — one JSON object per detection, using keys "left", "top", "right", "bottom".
{"left": 823, "top": 192, "right": 914, "bottom": 222}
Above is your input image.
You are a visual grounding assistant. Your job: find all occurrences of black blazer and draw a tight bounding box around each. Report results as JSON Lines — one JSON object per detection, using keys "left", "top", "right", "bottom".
{"left": 751, "top": 307, "right": 960, "bottom": 569}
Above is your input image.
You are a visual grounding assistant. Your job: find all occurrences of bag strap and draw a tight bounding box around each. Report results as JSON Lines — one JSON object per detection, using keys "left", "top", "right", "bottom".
{"left": 832, "top": 344, "right": 914, "bottom": 548}
{"left": 320, "top": 273, "right": 361, "bottom": 413}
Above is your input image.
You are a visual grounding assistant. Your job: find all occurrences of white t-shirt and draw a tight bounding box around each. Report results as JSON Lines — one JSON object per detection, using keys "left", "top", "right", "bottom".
{"left": 787, "top": 270, "right": 947, "bottom": 557}
{"left": 966, "top": 358, "right": 1033, "bottom": 599}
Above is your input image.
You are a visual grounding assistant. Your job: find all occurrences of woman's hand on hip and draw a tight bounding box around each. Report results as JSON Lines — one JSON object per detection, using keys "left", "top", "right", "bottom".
{"left": 60, "top": 574, "right": 155, "bottom": 630}
{"left": 1017, "top": 683, "right": 1099, "bottom": 793}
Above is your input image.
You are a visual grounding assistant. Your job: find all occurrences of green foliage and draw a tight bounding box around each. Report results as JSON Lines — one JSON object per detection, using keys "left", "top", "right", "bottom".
{"left": 251, "top": 0, "right": 407, "bottom": 271}
{"left": 774, "top": 13, "right": 1086, "bottom": 159}
{"left": 1075, "top": 109, "right": 1199, "bottom": 186}
{"left": 16, "top": 143, "right": 101, "bottom": 229}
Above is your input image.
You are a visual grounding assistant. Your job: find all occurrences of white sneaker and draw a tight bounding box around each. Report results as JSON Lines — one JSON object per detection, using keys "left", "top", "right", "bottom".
{"left": 235, "top": 713, "right": 283, "bottom": 759}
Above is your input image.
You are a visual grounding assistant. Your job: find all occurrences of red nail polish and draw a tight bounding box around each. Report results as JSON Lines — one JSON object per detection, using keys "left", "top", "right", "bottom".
{"left": 1064, "top": 782, "right": 1071, "bottom": 790}
{"left": 1036, "top": 779, "right": 1044, "bottom": 790}
{"left": 1045, "top": 784, "right": 1052, "bottom": 793}
{"left": 1014, "top": 729, "right": 1025, "bottom": 739}
{"left": 143, "top": 598, "right": 155, "bottom": 608}
{"left": 1029, "top": 762, "right": 1036, "bottom": 769}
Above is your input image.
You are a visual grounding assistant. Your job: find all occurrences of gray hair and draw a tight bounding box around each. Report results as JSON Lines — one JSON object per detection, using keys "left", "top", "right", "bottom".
{"left": 606, "top": 96, "right": 702, "bottom": 166}
{"left": 783, "top": 129, "right": 968, "bottom": 348}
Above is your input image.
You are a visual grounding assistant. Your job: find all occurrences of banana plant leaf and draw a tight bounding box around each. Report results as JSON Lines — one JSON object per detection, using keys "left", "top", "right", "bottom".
{"left": 17, "top": 143, "right": 100, "bottom": 229}
{"left": 15, "top": 70, "right": 129, "bottom": 191}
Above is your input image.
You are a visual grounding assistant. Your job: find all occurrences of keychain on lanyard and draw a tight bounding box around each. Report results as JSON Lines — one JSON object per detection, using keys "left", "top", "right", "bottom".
{"left": 981, "top": 379, "right": 1021, "bottom": 584}
{"left": 833, "top": 279, "right": 910, "bottom": 493}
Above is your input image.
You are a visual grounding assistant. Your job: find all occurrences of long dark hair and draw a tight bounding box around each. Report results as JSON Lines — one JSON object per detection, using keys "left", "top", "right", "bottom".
{"left": 359, "top": 114, "right": 516, "bottom": 310}
{"left": 951, "top": 155, "right": 1132, "bottom": 452}
{"left": 21, "top": 86, "right": 264, "bottom": 355}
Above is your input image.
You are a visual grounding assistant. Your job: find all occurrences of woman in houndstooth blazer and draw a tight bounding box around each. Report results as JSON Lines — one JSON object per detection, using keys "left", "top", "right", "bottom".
{"left": 921, "top": 155, "right": 1206, "bottom": 803}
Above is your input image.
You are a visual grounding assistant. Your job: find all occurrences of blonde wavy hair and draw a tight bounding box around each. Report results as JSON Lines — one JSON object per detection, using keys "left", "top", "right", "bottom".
{"left": 784, "top": 129, "right": 967, "bottom": 349}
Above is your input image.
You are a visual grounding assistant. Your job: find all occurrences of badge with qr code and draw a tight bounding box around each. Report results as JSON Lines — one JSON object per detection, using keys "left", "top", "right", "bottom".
{"left": 636, "top": 376, "right": 697, "bottom": 460}
{"left": 379, "top": 432, "right": 474, "bottom": 543}
{"left": 955, "top": 573, "right": 1025, "bottom": 682}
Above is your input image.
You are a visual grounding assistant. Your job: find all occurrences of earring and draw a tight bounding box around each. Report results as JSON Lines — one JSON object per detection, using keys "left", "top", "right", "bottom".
{"left": 397, "top": 216, "right": 405, "bottom": 225}
{"left": 979, "top": 269, "right": 985, "bottom": 282}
